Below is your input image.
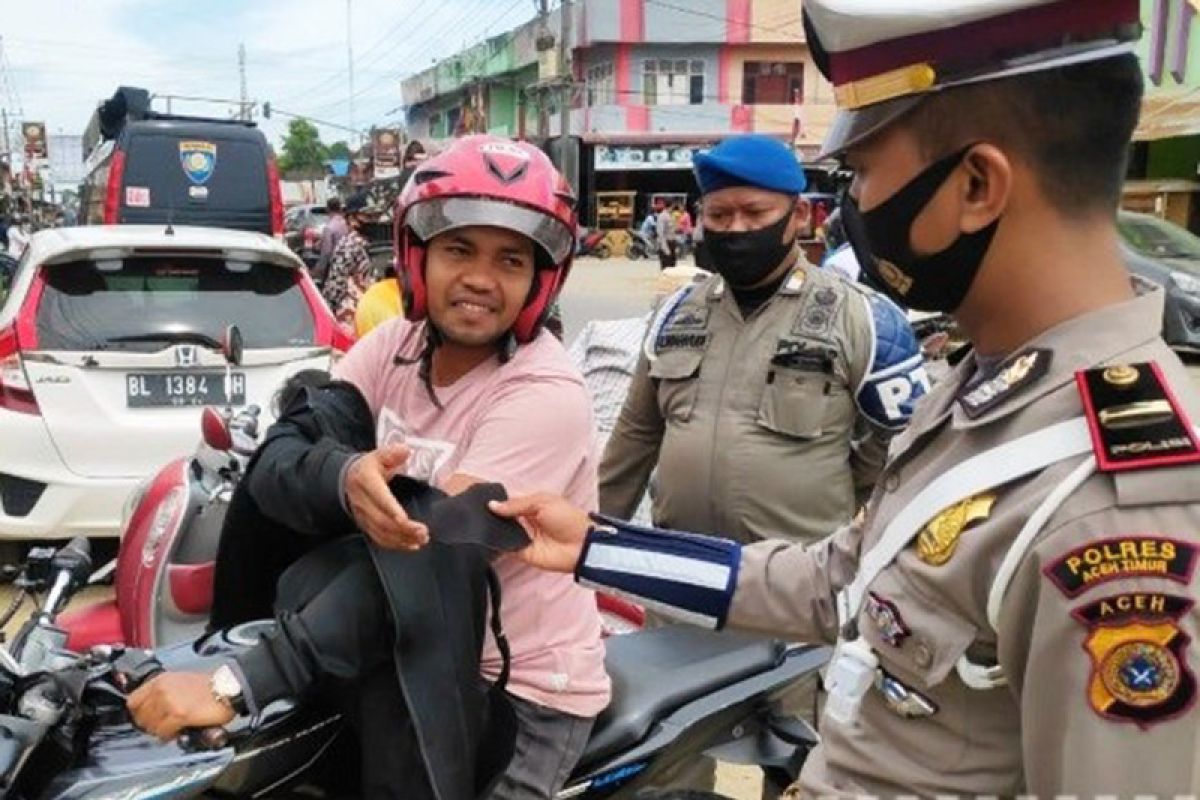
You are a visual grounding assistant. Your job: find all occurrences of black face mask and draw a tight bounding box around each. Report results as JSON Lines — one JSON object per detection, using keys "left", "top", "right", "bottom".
{"left": 841, "top": 146, "right": 1000, "bottom": 313}
{"left": 700, "top": 204, "right": 797, "bottom": 289}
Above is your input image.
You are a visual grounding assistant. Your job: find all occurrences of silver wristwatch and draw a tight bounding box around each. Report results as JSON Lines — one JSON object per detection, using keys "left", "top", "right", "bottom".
{"left": 211, "top": 664, "right": 246, "bottom": 714}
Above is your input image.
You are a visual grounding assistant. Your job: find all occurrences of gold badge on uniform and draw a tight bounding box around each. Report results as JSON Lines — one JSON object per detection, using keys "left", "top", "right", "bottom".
{"left": 916, "top": 493, "right": 996, "bottom": 566}
{"left": 1072, "top": 593, "right": 1196, "bottom": 728}
{"left": 958, "top": 348, "right": 1052, "bottom": 419}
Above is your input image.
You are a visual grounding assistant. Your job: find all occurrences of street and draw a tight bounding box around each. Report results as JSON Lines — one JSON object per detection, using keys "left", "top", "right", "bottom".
{"left": 560, "top": 254, "right": 663, "bottom": 343}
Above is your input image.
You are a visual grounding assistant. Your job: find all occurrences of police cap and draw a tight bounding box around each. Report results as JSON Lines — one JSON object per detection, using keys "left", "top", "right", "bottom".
{"left": 805, "top": 0, "right": 1143, "bottom": 159}
{"left": 693, "top": 134, "right": 808, "bottom": 196}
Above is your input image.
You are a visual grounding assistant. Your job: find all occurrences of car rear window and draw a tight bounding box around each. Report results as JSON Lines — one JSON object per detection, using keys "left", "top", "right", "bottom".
{"left": 122, "top": 133, "right": 268, "bottom": 213}
{"left": 35, "top": 256, "right": 316, "bottom": 351}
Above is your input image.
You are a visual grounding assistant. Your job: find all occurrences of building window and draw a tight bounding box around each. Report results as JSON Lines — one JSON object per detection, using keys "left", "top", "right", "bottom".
{"left": 742, "top": 61, "right": 804, "bottom": 105}
{"left": 643, "top": 59, "right": 705, "bottom": 106}
{"left": 587, "top": 62, "right": 615, "bottom": 106}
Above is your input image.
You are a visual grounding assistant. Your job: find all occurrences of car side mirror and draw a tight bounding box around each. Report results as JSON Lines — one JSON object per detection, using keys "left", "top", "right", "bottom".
{"left": 222, "top": 325, "right": 244, "bottom": 367}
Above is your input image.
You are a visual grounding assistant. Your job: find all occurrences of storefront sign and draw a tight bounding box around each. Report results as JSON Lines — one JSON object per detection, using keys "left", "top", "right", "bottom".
{"left": 594, "top": 144, "right": 709, "bottom": 171}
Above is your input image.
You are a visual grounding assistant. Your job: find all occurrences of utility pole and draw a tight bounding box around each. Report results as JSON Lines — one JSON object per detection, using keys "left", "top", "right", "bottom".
{"left": 0, "top": 109, "right": 8, "bottom": 163}
{"left": 535, "top": 0, "right": 551, "bottom": 140}
{"left": 238, "top": 43, "right": 249, "bottom": 121}
{"left": 557, "top": 0, "right": 576, "bottom": 191}
{"left": 346, "top": 0, "right": 356, "bottom": 143}
{"left": 558, "top": 0, "right": 571, "bottom": 139}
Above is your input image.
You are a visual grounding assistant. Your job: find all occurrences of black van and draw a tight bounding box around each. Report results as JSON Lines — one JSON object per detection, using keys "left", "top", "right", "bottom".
{"left": 80, "top": 87, "right": 284, "bottom": 235}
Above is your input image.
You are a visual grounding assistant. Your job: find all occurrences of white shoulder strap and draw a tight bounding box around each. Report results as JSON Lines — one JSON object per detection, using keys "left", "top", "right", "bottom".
{"left": 838, "top": 416, "right": 1094, "bottom": 629}
{"left": 962, "top": 423, "right": 1200, "bottom": 689}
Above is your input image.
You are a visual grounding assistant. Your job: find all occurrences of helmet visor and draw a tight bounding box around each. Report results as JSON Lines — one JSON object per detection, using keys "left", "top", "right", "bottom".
{"left": 406, "top": 196, "right": 575, "bottom": 265}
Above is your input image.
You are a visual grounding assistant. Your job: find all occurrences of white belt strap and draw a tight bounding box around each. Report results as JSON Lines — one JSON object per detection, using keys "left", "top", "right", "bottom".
{"left": 838, "top": 415, "right": 1094, "bottom": 629}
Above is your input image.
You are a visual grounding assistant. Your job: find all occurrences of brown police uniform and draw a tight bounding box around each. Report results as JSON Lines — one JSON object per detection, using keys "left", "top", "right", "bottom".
{"left": 730, "top": 285, "right": 1200, "bottom": 796}
{"left": 600, "top": 263, "right": 929, "bottom": 546}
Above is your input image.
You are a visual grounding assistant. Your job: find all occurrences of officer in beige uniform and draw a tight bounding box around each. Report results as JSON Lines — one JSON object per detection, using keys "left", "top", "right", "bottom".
{"left": 601, "top": 134, "right": 929, "bottom": 546}
{"left": 492, "top": 0, "right": 1200, "bottom": 796}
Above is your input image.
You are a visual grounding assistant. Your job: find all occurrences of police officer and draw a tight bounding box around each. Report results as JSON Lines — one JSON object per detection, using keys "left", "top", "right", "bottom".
{"left": 601, "top": 133, "right": 929, "bottom": 547}
{"left": 491, "top": 0, "right": 1200, "bottom": 795}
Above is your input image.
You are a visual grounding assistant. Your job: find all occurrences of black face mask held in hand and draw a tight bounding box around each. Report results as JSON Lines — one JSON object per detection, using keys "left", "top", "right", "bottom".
{"left": 701, "top": 203, "right": 797, "bottom": 288}
{"left": 841, "top": 146, "right": 1000, "bottom": 313}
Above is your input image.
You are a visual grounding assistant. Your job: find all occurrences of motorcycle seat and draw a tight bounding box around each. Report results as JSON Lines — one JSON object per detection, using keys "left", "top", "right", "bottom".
{"left": 579, "top": 626, "right": 783, "bottom": 768}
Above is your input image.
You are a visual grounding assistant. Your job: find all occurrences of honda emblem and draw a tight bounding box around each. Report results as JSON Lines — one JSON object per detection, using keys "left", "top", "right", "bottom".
{"left": 175, "top": 345, "right": 199, "bottom": 368}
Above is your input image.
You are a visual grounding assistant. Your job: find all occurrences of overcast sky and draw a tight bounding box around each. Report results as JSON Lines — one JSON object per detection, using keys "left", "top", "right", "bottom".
{"left": 2, "top": 0, "right": 537, "bottom": 150}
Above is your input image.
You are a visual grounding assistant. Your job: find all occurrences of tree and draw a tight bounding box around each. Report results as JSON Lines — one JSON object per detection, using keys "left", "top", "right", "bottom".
{"left": 327, "top": 140, "right": 352, "bottom": 160}
{"left": 278, "top": 119, "right": 329, "bottom": 174}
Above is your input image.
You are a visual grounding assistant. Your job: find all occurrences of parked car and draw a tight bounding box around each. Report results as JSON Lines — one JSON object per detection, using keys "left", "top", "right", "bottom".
{"left": 80, "top": 87, "right": 284, "bottom": 235}
{"left": 0, "top": 225, "right": 353, "bottom": 541}
{"left": 284, "top": 203, "right": 331, "bottom": 267}
{"left": 1118, "top": 210, "right": 1200, "bottom": 353}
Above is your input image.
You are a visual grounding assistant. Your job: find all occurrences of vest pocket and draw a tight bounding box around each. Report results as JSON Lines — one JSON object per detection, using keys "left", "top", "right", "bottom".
{"left": 649, "top": 350, "right": 704, "bottom": 423}
{"left": 756, "top": 365, "right": 830, "bottom": 439}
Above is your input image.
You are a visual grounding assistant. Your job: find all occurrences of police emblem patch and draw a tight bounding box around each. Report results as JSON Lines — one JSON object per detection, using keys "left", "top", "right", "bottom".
{"left": 1072, "top": 593, "right": 1196, "bottom": 727}
{"left": 670, "top": 307, "right": 709, "bottom": 330}
{"left": 1045, "top": 536, "right": 1197, "bottom": 598}
{"left": 865, "top": 592, "right": 911, "bottom": 647}
{"left": 179, "top": 141, "right": 217, "bottom": 186}
{"left": 916, "top": 493, "right": 995, "bottom": 566}
{"left": 958, "top": 348, "right": 1052, "bottom": 418}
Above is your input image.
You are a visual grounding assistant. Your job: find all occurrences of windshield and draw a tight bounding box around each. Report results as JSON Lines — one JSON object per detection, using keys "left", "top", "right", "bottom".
{"left": 35, "top": 255, "right": 315, "bottom": 351}
{"left": 1118, "top": 213, "right": 1200, "bottom": 270}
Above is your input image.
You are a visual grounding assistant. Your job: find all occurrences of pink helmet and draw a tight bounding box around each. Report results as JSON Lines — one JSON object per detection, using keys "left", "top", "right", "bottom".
{"left": 394, "top": 135, "right": 577, "bottom": 343}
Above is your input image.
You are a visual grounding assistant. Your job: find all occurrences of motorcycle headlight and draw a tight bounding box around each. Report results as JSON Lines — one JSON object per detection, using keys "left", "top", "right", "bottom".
{"left": 119, "top": 478, "right": 152, "bottom": 533}
{"left": 141, "top": 486, "right": 186, "bottom": 568}
{"left": 1171, "top": 272, "right": 1200, "bottom": 296}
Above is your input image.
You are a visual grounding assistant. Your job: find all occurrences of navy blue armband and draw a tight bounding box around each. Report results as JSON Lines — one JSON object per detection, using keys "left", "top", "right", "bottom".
{"left": 576, "top": 514, "right": 741, "bottom": 630}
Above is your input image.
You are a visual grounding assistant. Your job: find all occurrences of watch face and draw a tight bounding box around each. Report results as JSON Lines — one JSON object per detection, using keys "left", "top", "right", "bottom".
{"left": 213, "top": 665, "right": 242, "bottom": 698}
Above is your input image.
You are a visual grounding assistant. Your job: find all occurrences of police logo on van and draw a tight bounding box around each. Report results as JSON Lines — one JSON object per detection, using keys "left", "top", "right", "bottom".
{"left": 179, "top": 141, "right": 217, "bottom": 185}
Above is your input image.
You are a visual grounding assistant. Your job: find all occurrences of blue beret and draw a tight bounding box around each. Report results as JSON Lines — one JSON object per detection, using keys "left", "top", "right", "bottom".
{"left": 694, "top": 135, "right": 807, "bottom": 196}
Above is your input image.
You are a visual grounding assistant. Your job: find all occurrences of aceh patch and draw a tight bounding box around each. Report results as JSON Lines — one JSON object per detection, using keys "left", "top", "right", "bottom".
{"left": 1072, "top": 592, "right": 1195, "bottom": 727}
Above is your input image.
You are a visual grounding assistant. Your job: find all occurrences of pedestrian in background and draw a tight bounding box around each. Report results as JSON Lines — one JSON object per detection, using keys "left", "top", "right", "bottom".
{"left": 323, "top": 193, "right": 374, "bottom": 331}
{"left": 655, "top": 202, "right": 676, "bottom": 270}
{"left": 312, "top": 196, "right": 348, "bottom": 289}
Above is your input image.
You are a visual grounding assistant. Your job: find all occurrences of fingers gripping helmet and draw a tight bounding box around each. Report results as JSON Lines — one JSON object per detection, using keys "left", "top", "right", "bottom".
{"left": 394, "top": 135, "right": 578, "bottom": 343}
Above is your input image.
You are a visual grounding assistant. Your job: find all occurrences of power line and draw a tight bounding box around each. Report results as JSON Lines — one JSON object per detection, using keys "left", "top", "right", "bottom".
{"left": 273, "top": 0, "right": 443, "bottom": 108}
{"left": 302, "top": 0, "right": 503, "bottom": 118}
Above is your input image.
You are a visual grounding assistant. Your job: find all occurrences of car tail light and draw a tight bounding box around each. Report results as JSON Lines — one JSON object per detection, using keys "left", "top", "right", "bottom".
{"left": 302, "top": 226, "right": 319, "bottom": 249}
{"left": 103, "top": 150, "right": 127, "bottom": 224}
{"left": 267, "top": 156, "right": 285, "bottom": 238}
{"left": 297, "top": 272, "right": 356, "bottom": 355}
{"left": 0, "top": 326, "right": 38, "bottom": 415}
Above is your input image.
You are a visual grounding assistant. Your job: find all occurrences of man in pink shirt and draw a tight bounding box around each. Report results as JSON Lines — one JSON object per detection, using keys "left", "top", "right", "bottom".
{"left": 129, "top": 136, "right": 610, "bottom": 798}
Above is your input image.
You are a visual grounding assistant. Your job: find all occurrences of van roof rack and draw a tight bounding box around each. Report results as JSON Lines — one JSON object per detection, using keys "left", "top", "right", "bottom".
{"left": 85, "top": 86, "right": 257, "bottom": 148}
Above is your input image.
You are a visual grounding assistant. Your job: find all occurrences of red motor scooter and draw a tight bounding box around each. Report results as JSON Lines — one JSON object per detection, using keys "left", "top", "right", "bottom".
{"left": 59, "top": 325, "right": 262, "bottom": 651}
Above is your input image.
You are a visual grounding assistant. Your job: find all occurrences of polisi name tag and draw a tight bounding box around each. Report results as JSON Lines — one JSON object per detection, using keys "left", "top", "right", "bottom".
{"left": 1046, "top": 536, "right": 1197, "bottom": 598}
{"left": 1076, "top": 361, "right": 1200, "bottom": 472}
{"left": 1072, "top": 593, "right": 1196, "bottom": 728}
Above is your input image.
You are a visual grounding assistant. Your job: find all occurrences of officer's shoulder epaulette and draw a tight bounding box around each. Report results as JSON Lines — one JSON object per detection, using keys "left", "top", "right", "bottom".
{"left": 1076, "top": 361, "right": 1200, "bottom": 475}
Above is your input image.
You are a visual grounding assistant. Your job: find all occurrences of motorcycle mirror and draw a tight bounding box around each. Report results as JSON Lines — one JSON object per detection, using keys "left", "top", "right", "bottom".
{"left": 222, "top": 325, "right": 244, "bottom": 367}
{"left": 201, "top": 407, "right": 234, "bottom": 452}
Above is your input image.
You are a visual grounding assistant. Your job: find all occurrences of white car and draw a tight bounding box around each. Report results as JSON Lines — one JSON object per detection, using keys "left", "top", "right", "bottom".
{"left": 0, "top": 225, "right": 354, "bottom": 540}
